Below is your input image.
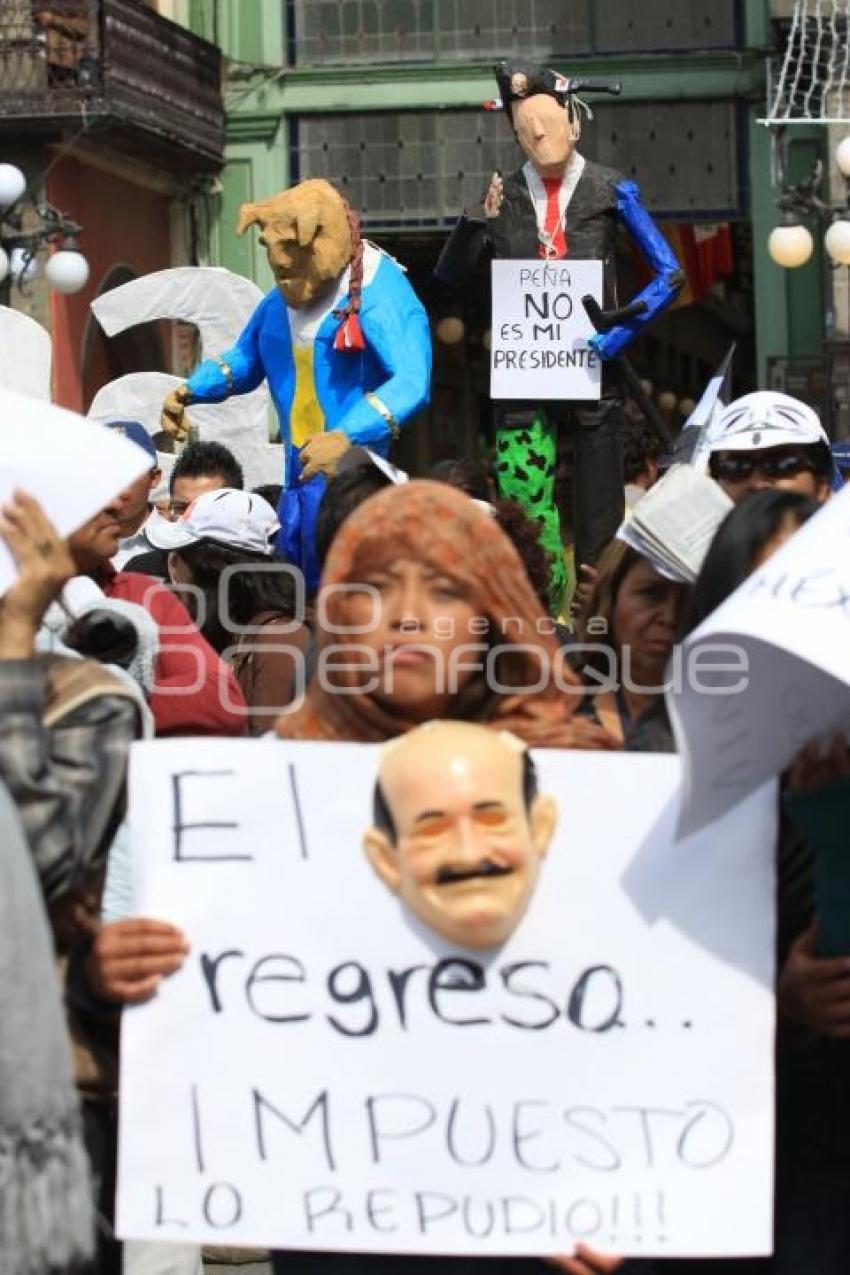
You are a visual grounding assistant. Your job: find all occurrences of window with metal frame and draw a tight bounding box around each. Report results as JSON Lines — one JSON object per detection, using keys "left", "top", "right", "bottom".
{"left": 292, "top": 102, "right": 742, "bottom": 226}
{"left": 289, "top": 0, "right": 741, "bottom": 67}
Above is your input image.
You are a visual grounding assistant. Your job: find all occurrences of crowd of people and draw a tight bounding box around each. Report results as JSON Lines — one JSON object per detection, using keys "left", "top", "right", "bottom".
{"left": 2, "top": 386, "right": 849, "bottom": 1275}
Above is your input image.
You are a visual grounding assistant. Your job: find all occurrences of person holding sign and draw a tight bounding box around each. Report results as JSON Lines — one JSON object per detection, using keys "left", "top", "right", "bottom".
{"left": 435, "top": 62, "right": 682, "bottom": 613}
{"left": 91, "top": 482, "right": 622, "bottom": 1274}
{"left": 364, "top": 721, "right": 557, "bottom": 950}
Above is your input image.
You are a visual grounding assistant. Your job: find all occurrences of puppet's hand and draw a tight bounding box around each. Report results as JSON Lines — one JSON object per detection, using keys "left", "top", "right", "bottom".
{"left": 160, "top": 384, "right": 193, "bottom": 442}
{"left": 299, "top": 430, "right": 352, "bottom": 482}
{"left": 483, "top": 171, "right": 504, "bottom": 219}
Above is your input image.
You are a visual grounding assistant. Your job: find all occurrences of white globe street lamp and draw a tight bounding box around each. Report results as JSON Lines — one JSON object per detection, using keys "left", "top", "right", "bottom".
{"left": 0, "top": 163, "right": 26, "bottom": 210}
{"left": 825, "top": 218, "right": 850, "bottom": 266}
{"left": 0, "top": 159, "right": 88, "bottom": 300}
{"left": 835, "top": 136, "right": 850, "bottom": 179}
{"left": 768, "top": 222, "right": 814, "bottom": 268}
{"left": 436, "top": 315, "right": 465, "bottom": 345}
{"left": 45, "top": 246, "right": 90, "bottom": 294}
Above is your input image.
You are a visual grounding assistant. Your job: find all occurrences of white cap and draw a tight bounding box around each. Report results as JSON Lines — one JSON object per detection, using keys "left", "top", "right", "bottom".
{"left": 145, "top": 487, "right": 280, "bottom": 555}
{"left": 707, "top": 391, "right": 828, "bottom": 454}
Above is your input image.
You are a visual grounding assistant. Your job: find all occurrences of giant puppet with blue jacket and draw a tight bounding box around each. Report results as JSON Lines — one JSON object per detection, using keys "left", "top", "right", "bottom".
{"left": 436, "top": 62, "right": 683, "bottom": 611}
{"left": 159, "top": 179, "right": 431, "bottom": 589}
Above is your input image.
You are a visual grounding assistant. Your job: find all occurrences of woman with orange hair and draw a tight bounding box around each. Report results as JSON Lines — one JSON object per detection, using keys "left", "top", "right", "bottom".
{"left": 277, "top": 479, "right": 615, "bottom": 751}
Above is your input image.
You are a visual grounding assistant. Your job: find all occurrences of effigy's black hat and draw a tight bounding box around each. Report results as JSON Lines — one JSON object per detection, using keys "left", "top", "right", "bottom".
{"left": 487, "top": 61, "right": 622, "bottom": 117}
{"left": 491, "top": 61, "right": 570, "bottom": 112}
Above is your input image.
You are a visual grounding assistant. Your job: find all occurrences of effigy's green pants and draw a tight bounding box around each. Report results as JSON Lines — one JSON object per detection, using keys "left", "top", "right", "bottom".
{"left": 493, "top": 412, "right": 568, "bottom": 617}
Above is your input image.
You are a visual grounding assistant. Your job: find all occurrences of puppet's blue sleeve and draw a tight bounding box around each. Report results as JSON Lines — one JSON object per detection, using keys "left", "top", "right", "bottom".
{"left": 184, "top": 293, "right": 271, "bottom": 402}
{"left": 335, "top": 258, "right": 432, "bottom": 447}
{"left": 590, "top": 181, "right": 684, "bottom": 361}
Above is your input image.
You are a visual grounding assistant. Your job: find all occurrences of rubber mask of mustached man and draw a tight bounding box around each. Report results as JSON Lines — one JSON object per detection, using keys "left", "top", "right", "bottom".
{"left": 160, "top": 179, "right": 432, "bottom": 591}
{"left": 435, "top": 63, "right": 684, "bottom": 616}
{"left": 364, "top": 721, "right": 558, "bottom": 951}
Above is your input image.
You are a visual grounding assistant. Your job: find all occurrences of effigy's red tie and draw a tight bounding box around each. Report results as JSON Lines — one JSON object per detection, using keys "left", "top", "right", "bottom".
{"left": 539, "top": 176, "right": 567, "bottom": 258}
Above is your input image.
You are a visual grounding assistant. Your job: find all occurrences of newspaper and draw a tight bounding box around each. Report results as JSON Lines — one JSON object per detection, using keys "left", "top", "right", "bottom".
{"left": 618, "top": 464, "right": 733, "bottom": 582}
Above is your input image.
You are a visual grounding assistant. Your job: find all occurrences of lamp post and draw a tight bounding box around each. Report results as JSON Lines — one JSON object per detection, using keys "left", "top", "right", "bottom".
{"left": 0, "top": 162, "right": 89, "bottom": 305}
{"left": 767, "top": 138, "right": 850, "bottom": 435}
{"left": 767, "top": 142, "right": 850, "bottom": 272}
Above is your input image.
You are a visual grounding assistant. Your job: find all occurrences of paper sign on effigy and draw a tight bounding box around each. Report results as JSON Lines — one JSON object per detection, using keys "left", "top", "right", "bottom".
{"left": 117, "top": 739, "right": 775, "bottom": 1259}
{"left": 671, "top": 482, "right": 850, "bottom": 838}
{"left": 490, "top": 259, "right": 603, "bottom": 400}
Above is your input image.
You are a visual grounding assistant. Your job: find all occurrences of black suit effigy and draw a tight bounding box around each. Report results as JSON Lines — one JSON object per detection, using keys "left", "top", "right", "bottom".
{"left": 486, "top": 160, "right": 631, "bottom": 576}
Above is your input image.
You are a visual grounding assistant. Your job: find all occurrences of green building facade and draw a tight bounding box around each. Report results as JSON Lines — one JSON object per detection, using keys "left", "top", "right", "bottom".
{"left": 176, "top": 1, "right": 831, "bottom": 458}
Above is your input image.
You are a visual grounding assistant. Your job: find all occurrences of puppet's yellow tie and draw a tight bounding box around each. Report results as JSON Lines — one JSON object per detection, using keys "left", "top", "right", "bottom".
{"left": 291, "top": 345, "right": 326, "bottom": 449}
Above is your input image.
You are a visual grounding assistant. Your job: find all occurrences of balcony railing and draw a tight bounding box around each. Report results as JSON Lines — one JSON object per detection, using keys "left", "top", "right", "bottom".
{"left": 0, "top": 0, "right": 224, "bottom": 170}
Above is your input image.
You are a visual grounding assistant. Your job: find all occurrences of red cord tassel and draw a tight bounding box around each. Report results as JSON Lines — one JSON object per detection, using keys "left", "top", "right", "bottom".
{"left": 334, "top": 312, "right": 366, "bottom": 352}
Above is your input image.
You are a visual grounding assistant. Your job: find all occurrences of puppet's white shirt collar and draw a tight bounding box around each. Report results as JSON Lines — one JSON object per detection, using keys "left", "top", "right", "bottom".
{"left": 522, "top": 151, "right": 586, "bottom": 253}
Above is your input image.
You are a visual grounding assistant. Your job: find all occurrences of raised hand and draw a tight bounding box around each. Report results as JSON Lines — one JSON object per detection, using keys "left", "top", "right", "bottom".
{"left": 0, "top": 489, "right": 75, "bottom": 657}
{"left": 483, "top": 171, "right": 505, "bottom": 219}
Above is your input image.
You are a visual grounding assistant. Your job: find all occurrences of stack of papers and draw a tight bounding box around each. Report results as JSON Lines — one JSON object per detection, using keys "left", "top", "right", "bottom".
{"left": 617, "top": 464, "right": 733, "bottom": 583}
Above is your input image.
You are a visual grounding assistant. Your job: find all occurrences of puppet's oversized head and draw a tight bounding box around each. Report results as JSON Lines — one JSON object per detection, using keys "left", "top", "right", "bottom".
{"left": 236, "top": 179, "right": 354, "bottom": 309}
{"left": 494, "top": 61, "right": 579, "bottom": 178}
{"left": 364, "top": 721, "right": 557, "bottom": 950}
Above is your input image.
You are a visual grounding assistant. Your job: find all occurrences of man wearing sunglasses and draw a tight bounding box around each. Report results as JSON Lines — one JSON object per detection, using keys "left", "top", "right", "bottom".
{"left": 707, "top": 390, "right": 834, "bottom": 505}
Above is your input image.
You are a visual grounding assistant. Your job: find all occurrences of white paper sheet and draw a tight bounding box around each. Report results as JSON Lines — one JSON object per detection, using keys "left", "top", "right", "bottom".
{"left": 671, "top": 482, "right": 850, "bottom": 836}
{"left": 0, "top": 305, "right": 52, "bottom": 400}
{"left": 0, "top": 388, "right": 152, "bottom": 594}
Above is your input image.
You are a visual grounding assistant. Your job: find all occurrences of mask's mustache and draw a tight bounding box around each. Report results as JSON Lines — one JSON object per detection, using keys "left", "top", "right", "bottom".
{"left": 436, "top": 861, "right": 513, "bottom": 886}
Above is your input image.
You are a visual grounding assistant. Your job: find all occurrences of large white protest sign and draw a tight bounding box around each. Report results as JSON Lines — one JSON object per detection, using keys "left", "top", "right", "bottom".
{"left": 490, "top": 259, "right": 602, "bottom": 401}
{"left": 670, "top": 483, "right": 850, "bottom": 838}
{"left": 118, "top": 740, "right": 775, "bottom": 1259}
{"left": 0, "top": 388, "right": 151, "bottom": 594}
